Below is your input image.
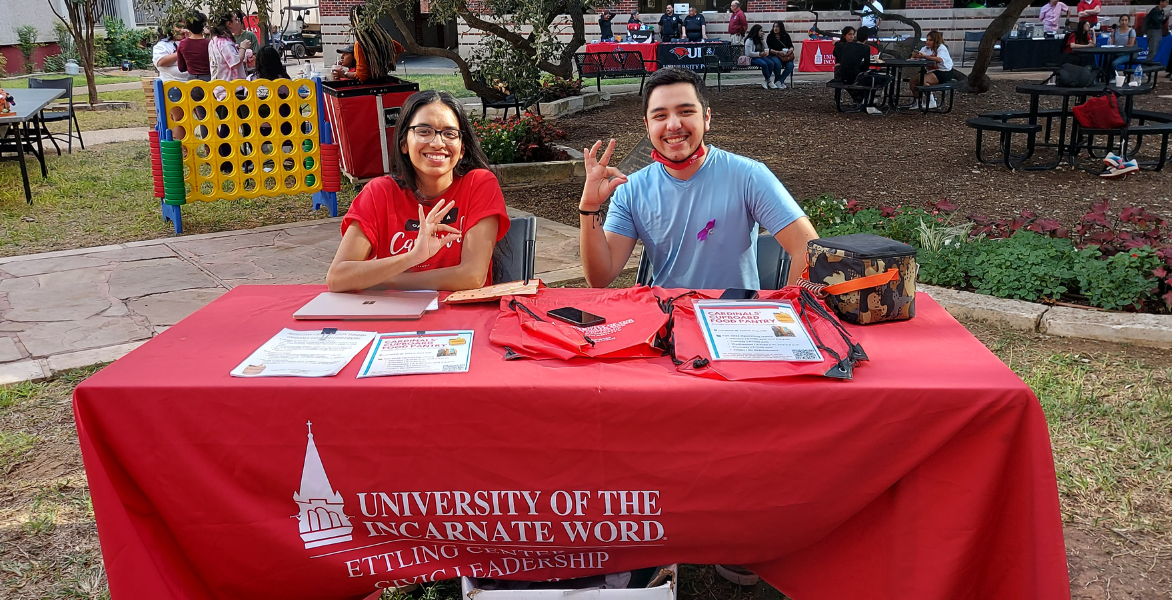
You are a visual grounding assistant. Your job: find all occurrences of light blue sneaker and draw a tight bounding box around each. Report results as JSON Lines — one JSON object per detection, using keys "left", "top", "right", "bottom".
{"left": 1103, "top": 152, "right": 1123, "bottom": 169}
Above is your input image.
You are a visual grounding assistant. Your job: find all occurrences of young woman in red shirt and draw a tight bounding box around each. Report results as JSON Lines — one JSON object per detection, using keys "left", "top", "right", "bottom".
{"left": 326, "top": 90, "right": 510, "bottom": 292}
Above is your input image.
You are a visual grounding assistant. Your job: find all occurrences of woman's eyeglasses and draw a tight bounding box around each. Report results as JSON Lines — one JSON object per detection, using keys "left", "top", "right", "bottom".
{"left": 408, "top": 125, "right": 462, "bottom": 145}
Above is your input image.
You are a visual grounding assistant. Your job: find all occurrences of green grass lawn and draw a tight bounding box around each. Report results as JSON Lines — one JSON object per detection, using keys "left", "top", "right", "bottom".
{"left": 0, "top": 74, "right": 141, "bottom": 89}
{"left": 0, "top": 140, "right": 357, "bottom": 257}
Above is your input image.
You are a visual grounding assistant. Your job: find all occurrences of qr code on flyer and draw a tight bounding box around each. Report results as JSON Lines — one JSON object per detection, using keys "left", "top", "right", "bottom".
{"left": 792, "top": 349, "right": 820, "bottom": 361}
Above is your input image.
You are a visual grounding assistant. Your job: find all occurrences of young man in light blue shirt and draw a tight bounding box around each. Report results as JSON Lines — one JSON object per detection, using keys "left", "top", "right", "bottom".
{"left": 578, "top": 67, "right": 818, "bottom": 290}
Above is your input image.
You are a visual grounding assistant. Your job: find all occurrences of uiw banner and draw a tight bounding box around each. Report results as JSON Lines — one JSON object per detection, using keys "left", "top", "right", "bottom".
{"left": 293, "top": 422, "right": 666, "bottom": 591}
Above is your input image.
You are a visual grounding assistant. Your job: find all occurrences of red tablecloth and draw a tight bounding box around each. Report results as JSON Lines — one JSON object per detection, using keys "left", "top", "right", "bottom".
{"left": 74, "top": 286, "right": 1070, "bottom": 600}
{"left": 798, "top": 39, "right": 878, "bottom": 72}
{"left": 585, "top": 42, "right": 660, "bottom": 71}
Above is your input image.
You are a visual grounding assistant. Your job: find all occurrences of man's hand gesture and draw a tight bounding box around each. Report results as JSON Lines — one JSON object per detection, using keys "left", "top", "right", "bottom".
{"left": 580, "top": 139, "right": 629, "bottom": 211}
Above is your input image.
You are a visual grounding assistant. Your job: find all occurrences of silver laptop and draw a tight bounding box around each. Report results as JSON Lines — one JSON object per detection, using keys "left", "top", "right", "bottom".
{"left": 293, "top": 291, "right": 438, "bottom": 320}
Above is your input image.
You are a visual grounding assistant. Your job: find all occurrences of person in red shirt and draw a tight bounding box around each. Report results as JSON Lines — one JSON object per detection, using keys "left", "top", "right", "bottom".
{"left": 176, "top": 11, "right": 211, "bottom": 81}
{"left": 728, "top": 1, "right": 748, "bottom": 43}
{"left": 1076, "top": 0, "right": 1101, "bottom": 25}
{"left": 327, "top": 90, "right": 510, "bottom": 292}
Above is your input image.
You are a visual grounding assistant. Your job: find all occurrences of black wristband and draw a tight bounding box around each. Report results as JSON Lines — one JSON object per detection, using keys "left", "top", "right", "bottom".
{"left": 579, "top": 208, "right": 604, "bottom": 229}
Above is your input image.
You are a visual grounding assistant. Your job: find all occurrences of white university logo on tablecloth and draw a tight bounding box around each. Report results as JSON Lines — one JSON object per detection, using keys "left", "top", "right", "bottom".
{"left": 293, "top": 421, "right": 354, "bottom": 549}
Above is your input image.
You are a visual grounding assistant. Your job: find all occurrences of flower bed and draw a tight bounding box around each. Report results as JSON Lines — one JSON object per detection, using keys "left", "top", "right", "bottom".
{"left": 801, "top": 196, "right": 1172, "bottom": 314}
{"left": 472, "top": 112, "right": 569, "bottom": 165}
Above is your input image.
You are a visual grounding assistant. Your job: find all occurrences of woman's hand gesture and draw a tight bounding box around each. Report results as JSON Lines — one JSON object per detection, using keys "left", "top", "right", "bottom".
{"left": 406, "top": 199, "right": 462, "bottom": 267}
{"left": 580, "top": 139, "right": 628, "bottom": 211}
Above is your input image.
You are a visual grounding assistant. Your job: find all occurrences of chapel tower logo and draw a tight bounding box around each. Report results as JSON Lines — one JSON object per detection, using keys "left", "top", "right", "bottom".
{"left": 293, "top": 421, "right": 354, "bottom": 549}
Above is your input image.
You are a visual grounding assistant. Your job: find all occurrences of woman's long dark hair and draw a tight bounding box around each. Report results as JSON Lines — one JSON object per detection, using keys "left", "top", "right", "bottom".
{"left": 391, "top": 90, "right": 491, "bottom": 196}
{"left": 256, "top": 46, "right": 288, "bottom": 79}
{"left": 770, "top": 21, "right": 792, "bottom": 47}
{"left": 748, "top": 24, "right": 764, "bottom": 48}
{"left": 391, "top": 90, "right": 511, "bottom": 283}
{"left": 1075, "top": 20, "right": 1092, "bottom": 45}
{"left": 210, "top": 12, "right": 234, "bottom": 39}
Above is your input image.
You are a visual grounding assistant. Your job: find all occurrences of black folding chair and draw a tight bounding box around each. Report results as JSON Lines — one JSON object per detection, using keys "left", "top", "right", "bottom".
{"left": 494, "top": 215, "right": 538, "bottom": 283}
{"left": 635, "top": 232, "right": 791, "bottom": 289}
{"left": 29, "top": 77, "right": 84, "bottom": 154}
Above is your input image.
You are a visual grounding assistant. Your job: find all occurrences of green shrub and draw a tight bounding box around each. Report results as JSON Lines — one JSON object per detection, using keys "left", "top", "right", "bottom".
{"left": 15, "top": 25, "right": 40, "bottom": 74}
{"left": 42, "top": 54, "right": 65, "bottom": 73}
{"left": 919, "top": 240, "right": 982, "bottom": 288}
{"left": 539, "top": 76, "right": 584, "bottom": 101}
{"left": 99, "top": 17, "right": 152, "bottom": 69}
{"left": 971, "top": 232, "right": 1077, "bottom": 301}
{"left": 799, "top": 195, "right": 945, "bottom": 247}
{"left": 1073, "top": 246, "right": 1162, "bottom": 311}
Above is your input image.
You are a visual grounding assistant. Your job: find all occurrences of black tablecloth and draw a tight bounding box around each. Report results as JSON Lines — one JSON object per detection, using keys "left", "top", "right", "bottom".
{"left": 656, "top": 41, "right": 731, "bottom": 70}
{"left": 1002, "top": 38, "right": 1066, "bottom": 71}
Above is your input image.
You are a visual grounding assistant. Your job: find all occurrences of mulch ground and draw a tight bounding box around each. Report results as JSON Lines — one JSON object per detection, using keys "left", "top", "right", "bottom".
{"left": 504, "top": 79, "right": 1172, "bottom": 228}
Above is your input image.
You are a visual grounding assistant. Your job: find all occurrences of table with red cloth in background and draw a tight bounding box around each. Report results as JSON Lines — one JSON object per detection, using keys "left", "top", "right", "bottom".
{"left": 585, "top": 42, "right": 660, "bottom": 71}
{"left": 798, "top": 39, "right": 878, "bottom": 72}
{"left": 74, "top": 286, "right": 1071, "bottom": 600}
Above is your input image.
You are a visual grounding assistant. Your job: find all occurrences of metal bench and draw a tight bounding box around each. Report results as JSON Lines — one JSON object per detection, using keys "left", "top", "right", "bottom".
{"left": 1071, "top": 119, "right": 1172, "bottom": 172}
{"left": 572, "top": 50, "right": 658, "bottom": 95}
{"left": 979, "top": 109, "right": 1064, "bottom": 146}
{"left": 701, "top": 44, "right": 761, "bottom": 92}
{"left": 966, "top": 117, "right": 1042, "bottom": 169}
{"left": 915, "top": 80, "right": 961, "bottom": 114}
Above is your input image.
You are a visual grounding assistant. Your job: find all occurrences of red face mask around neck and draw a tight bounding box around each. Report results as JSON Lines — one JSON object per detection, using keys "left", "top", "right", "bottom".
{"left": 651, "top": 144, "right": 707, "bottom": 171}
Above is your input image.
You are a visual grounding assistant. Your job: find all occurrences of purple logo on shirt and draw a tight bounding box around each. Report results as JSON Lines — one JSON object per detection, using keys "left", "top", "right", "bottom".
{"left": 697, "top": 219, "right": 716, "bottom": 241}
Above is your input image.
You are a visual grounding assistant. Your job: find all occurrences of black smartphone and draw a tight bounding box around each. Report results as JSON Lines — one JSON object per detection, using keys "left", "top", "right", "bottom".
{"left": 405, "top": 206, "right": 459, "bottom": 232}
{"left": 547, "top": 307, "right": 606, "bottom": 328}
{"left": 720, "top": 288, "right": 759, "bottom": 300}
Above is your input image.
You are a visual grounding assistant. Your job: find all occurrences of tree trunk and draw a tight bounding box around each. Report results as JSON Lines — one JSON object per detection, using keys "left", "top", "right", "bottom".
{"left": 385, "top": 9, "right": 501, "bottom": 99}
{"left": 256, "top": 0, "right": 271, "bottom": 46}
{"left": 965, "top": 0, "right": 1033, "bottom": 93}
{"left": 52, "top": 0, "right": 101, "bottom": 105}
{"left": 84, "top": 1, "right": 98, "bottom": 105}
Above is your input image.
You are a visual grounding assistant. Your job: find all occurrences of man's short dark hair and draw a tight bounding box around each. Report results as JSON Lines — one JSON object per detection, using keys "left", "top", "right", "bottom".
{"left": 642, "top": 67, "right": 710, "bottom": 115}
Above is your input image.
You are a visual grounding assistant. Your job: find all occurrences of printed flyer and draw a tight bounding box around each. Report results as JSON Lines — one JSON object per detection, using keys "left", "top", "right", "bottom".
{"left": 358, "top": 330, "right": 474, "bottom": 377}
{"left": 693, "top": 300, "right": 823, "bottom": 362}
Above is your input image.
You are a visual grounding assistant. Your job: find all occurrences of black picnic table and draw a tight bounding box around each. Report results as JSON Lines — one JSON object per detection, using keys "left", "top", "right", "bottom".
{"left": 873, "top": 58, "right": 930, "bottom": 111}
{"left": 1012, "top": 82, "right": 1106, "bottom": 169}
{"left": 1072, "top": 45, "right": 1142, "bottom": 83}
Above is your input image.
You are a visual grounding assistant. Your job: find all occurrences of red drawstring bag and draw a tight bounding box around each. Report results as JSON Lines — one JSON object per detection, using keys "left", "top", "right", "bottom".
{"left": 490, "top": 287, "right": 675, "bottom": 360}
{"left": 670, "top": 287, "right": 867, "bottom": 381}
{"left": 1073, "top": 93, "right": 1126, "bottom": 130}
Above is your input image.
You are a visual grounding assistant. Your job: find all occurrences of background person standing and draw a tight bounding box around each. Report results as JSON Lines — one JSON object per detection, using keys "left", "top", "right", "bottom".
{"left": 728, "top": 1, "right": 748, "bottom": 43}
{"left": 859, "top": 0, "right": 882, "bottom": 40}
{"left": 684, "top": 7, "right": 708, "bottom": 42}
{"left": 1077, "top": 0, "right": 1102, "bottom": 26}
{"left": 659, "top": 5, "right": 683, "bottom": 42}
{"left": 1039, "top": 0, "right": 1070, "bottom": 33}
{"left": 598, "top": 10, "right": 616, "bottom": 41}
{"left": 1146, "top": 0, "right": 1169, "bottom": 69}
{"left": 229, "top": 9, "right": 259, "bottom": 76}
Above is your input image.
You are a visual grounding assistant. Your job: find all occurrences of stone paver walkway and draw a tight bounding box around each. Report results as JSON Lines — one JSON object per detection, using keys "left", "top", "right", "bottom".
{"left": 0, "top": 209, "right": 636, "bottom": 385}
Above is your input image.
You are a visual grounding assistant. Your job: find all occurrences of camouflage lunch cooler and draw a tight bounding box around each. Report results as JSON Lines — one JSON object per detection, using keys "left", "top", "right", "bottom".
{"left": 806, "top": 234, "right": 918, "bottom": 325}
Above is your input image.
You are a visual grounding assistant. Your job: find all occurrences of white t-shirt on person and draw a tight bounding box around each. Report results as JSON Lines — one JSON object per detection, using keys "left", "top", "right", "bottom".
{"left": 861, "top": 0, "right": 882, "bottom": 29}
{"left": 152, "top": 39, "right": 189, "bottom": 82}
{"left": 920, "top": 44, "right": 953, "bottom": 71}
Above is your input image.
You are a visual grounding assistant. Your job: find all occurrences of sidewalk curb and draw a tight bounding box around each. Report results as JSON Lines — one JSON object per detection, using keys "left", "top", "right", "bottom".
{"left": 920, "top": 284, "right": 1172, "bottom": 349}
